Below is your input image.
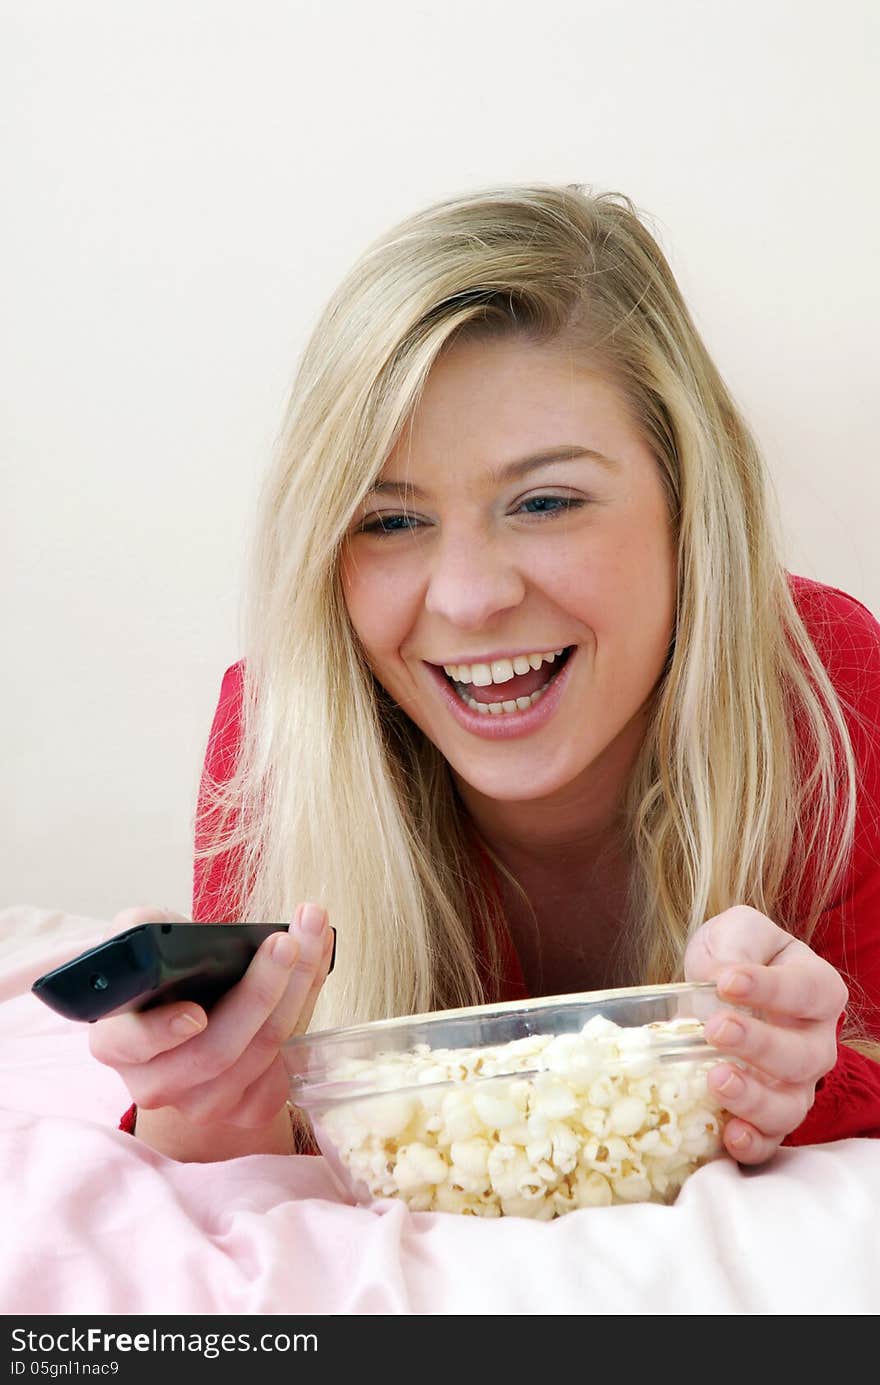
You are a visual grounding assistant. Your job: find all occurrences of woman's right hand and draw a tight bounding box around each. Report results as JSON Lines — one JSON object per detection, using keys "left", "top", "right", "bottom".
{"left": 89, "top": 902, "right": 334, "bottom": 1145}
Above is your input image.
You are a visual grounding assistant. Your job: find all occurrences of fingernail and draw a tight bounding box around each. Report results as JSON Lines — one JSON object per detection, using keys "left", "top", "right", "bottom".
{"left": 719, "top": 970, "right": 752, "bottom": 998}
{"left": 270, "top": 931, "right": 299, "bottom": 966}
{"left": 170, "top": 1010, "right": 206, "bottom": 1037}
{"left": 730, "top": 1128, "right": 752, "bottom": 1152}
{"left": 709, "top": 1017, "right": 745, "bottom": 1047}
{"left": 299, "top": 903, "right": 325, "bottom": 937}
{"left": 713, "top": 1068, "right": 745, "bottom": 1099}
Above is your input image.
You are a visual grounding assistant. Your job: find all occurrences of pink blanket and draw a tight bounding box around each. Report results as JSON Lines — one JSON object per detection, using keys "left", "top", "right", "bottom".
{"left": 2, "top": 906, "right": 879, "bottom": 1315}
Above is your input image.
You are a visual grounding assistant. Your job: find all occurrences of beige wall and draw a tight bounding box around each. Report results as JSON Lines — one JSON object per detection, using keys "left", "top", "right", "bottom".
{"left": 3, "top": 0, "right": 878, "bottom": 919}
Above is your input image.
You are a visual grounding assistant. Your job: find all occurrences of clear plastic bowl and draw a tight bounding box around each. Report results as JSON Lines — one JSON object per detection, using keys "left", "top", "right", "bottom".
{"left": 283, "top": 982, "right": 742, "bottom": 1218}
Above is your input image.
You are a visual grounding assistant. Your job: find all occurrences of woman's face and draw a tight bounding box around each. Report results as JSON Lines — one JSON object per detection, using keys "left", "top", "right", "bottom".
{"left": 339, "top": 335, "right": 677, "bottom": 826}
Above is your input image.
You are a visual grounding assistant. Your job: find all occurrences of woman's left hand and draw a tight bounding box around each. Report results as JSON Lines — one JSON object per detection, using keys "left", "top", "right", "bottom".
{"left": 684, "top": 906, "right": 848, "bottom": 1165}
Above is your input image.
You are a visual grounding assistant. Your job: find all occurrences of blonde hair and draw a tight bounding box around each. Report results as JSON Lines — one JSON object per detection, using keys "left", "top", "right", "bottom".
{"left": 195, "top": 182, "right": 867, "bottom": 1046}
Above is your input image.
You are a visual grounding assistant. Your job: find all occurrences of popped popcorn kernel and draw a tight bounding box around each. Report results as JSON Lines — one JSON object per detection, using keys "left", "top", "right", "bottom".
{"left": 531, "top": 1075, "right": 579, "bottom": 1121}
{"left": 450, "top": 1137, "right": 490, "bottom": 1179}
{"left": 572, "top": 1169, "right": 614, "bottom": 1207}
{"left": 394, "top": 1142, "right": 448, "bottom": 1190}
{"left": 608, "top": 1096, "right": 648, "bottom": 1137}
{"left": 611, "top": 1171, "right": 654, "bottom": 1203}
{"left": 367, "top": 1094, "right": 416, "bottom": 1141}
{"left": 439, "top": 1089, "right": 483, "bottom": 1143}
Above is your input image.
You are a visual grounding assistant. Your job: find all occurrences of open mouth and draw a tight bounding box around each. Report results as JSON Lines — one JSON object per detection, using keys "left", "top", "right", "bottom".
{"left": 442, "top": 645, "right": 576, "bottom": 712}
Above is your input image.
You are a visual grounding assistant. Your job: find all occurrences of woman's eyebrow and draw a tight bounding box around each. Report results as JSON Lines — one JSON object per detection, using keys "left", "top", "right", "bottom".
{"left": 368, "top": 445, "right": 619, "bottom": 498}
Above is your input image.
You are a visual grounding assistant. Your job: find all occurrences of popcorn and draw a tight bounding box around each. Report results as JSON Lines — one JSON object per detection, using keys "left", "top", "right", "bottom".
{"left": 450, "top": 1137, "right": 490, "bottom": 1179}
{"left": 611, "top": 1170, "right": 654, "bottom": 1203}
{"left": 473, "top": 1089, "right": 523, "bottom": 1130}
{"left": 393, "top": 1142, "right": 448, "bottom": 1191}
{"left": 315, "top": 1015, "right": 729, "bottom": 1218}
{"left": 531, "top": 1075, "right": 579, "bottom": 1121}
{"left": 433, "top": 1185, "right": 473, "bottom": 1215}
{"left": 366, "top": 1094, "right": 417, "bottom": 1140}
{"left": 500, "top": 1194, "right": 557, "bottom": 1221}
{"left": 448, "top": 1138, "right": 492, "bottom": 1196}
{"left": 607, "top": 1096, "right": 648, "bottom": 1137}
{"left": 572, "top": 1168, "right": 614, "bottom": 1207}
{"left": 586, "top": 1075, "right": 617, "bottom": 1109}
{"left": 487, "top": 1144, "right": 545, "bottom": 1199}
{"left": 439, "top": 1088, "right": 485, "bottom": 1143}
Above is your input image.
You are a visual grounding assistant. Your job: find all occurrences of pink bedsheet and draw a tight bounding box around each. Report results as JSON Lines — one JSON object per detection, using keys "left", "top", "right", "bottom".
{"left": 2, "top": 906, "right": 879, "bottom": 1315}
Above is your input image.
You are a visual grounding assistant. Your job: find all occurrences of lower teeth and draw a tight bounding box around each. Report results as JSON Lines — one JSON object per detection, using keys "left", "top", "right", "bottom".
{"left": 452, "top": 669, "right": 559, "bottom": 716}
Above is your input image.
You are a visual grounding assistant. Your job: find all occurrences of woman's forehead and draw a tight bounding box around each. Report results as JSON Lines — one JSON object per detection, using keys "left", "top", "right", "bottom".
{"left": 382, "top": 345, "right": 638, "bottom": 475}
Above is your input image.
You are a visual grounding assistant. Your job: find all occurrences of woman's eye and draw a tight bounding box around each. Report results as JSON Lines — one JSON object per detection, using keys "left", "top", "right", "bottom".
{"left": 518, "top": 494, "right": 582, "bottom": 518}
{"left": 358, "top": 512, "right": 421, "bottom": 535}
{"left": 357, "top": 495, "right": 584, "bottom": 536}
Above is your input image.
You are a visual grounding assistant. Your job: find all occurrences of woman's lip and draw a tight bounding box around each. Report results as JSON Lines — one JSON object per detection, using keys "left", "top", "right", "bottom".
{"left": 421, "top": 646, "right": 579, "bottom": 741}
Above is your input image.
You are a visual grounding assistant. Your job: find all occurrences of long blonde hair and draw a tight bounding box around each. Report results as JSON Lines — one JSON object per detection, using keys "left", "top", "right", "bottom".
{"left": 194, "top": 182, "right": 863, "bottom": 1041}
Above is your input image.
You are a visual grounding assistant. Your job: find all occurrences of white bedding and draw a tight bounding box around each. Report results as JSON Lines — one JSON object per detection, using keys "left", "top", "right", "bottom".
{"left": 2, "top": 905, "right": 879, "bottom": 1315}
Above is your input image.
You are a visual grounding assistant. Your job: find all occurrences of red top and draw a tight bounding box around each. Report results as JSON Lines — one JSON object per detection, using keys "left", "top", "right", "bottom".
{"left": 121, "top": 574, "right": 880, "bottom": 1146}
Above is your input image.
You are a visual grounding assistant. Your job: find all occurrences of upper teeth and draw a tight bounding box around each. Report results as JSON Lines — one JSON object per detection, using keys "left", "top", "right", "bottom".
{"left": 442, "top": 648, "right": 567, "bottom": 687}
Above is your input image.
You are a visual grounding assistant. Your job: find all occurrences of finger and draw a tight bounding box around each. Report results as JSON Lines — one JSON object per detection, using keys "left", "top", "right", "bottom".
{"left": 131, "top": 931, "right": 302, "bottom": 1105}
{"left": 256, "top": 905, "right": 331, "bottom": 1046}
{"left": 716, "top": 959, "right": 848, "bottom": 1023}
{"left": 208, "top": 1054, "right": 292, "bottom": 1130}
{"left": 89, "top": 1002, "right": 208, "bottom": 1067}
{"left": 292, "top": 925, "right": 335, "bottom": 1037}
{"left": 720, "top": 1117, "right": 784, "bottom": 1167}
{"left": 704, "top": 1009, "right": 837, "bottom": 1086}
{"left": 180, "top": 906, "right": 332, "bottom": 1116}
{"left": 708, "top": 1061, "right": 812, "bottom": 1140}
{"left": 684, "top": 907, "right": 793, "bottom": 980}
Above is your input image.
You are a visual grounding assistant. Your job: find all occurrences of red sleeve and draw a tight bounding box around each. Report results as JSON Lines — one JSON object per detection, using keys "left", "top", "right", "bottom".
{"left": 783, "top": 576, "right": 880, "bottom": 1145}
{"left": 118, "top": 1104, "right": 137, "bottom": 1135}
{"left": 785, "top": 1040, "right": 880, "bottom": 1145}
{"left": 191, "top": 661, "right": 247, "bottom": 923}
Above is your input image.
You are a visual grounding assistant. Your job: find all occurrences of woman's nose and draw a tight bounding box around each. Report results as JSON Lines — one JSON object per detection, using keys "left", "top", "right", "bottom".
{"left": 423, "top": 533, "right": 526, "bottom": 629}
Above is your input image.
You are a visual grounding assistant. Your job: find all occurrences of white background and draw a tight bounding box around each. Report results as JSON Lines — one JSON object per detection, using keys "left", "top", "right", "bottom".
{"left": 3, "top": 0, "right": 878, "bottom": 920}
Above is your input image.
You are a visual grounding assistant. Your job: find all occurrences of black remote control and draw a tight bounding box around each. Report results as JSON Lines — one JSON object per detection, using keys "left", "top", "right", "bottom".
{"left": 31, "top": 922, "right": 336, "bottom": 1022}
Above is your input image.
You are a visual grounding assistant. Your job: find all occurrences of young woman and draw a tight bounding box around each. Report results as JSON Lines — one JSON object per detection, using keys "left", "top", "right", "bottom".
{"left": 91, "top": 183, "right": 880, "bottom": 1166}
